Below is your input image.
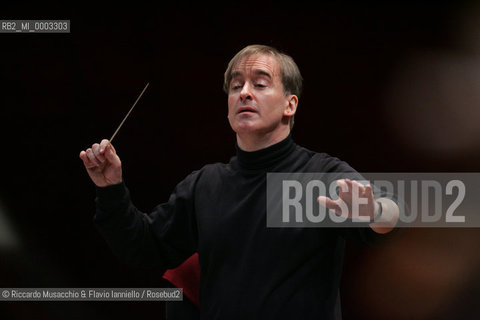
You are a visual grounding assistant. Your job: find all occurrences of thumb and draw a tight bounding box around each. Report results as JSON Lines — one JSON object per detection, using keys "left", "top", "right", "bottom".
{"left": 104, "top": 144, "right": 121, "bottom": 166}
{"left": 318, "top": 196, "right": 345, "bottom": 216}
{"left": 317, "top": 196, "right": 337, "bottom": 211}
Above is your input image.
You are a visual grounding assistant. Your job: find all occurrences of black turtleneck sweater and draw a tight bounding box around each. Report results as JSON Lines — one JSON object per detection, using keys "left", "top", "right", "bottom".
{"left": 94, "top": 134, "right": 385, "bottom": 320}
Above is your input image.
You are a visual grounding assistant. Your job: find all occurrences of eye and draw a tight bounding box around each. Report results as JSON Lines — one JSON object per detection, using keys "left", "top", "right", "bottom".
{"left": 255, "top": 84, "right": 266, "bottom": 88}
{"left": 230, "top": 81, "right": 243, "bottom": 90}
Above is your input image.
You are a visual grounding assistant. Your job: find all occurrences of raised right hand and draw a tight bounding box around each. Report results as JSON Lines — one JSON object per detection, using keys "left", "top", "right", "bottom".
{"left": 79, "top": 139, "right": 123, "bottom": 187}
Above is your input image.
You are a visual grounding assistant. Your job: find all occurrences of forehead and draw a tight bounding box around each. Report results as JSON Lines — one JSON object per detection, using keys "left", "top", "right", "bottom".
{"left": 232, "top": 54, "right": 280, "bottom": 77}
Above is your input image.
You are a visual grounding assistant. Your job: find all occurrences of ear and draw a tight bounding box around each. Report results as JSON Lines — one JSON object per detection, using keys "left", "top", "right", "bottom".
{"left": 283, "top": 94, "right": 298, "bottom": 117}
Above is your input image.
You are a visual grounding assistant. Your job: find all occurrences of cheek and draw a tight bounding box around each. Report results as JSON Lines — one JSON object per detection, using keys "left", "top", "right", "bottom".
{"left": 227, "top": 95, "right": 235, "bottom": 113}
{"left": 265, "top": 95, "right": 287, "bottom": 116}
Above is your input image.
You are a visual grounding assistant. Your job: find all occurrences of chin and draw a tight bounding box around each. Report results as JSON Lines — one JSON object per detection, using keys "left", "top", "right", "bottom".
{"left": 234, "top": 127, "right": 257, "bottom": 135}
{"left": 230, "top": 119, "right": 257, "bottom": 133}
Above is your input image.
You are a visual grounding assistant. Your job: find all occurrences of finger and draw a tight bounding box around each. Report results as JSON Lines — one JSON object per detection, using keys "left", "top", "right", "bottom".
{"left": 317, "top": 196, "right": 339, "bottom": 211}
{"left": 86, "top": 148, "right": 101, "bottom": 167}
{"left": 365, "top": 185, "right": 375, "bottom": 202}
{"left": 345, "top": 178, "right": 355, "bottom": 188}
{"left": 79, "top": 150, "right": 89, "bottom": 164}
{"left": 108, "top": 143, "right": 117, "bottom": 154}
{"left": 99, "top": 139, "right": 110, "bottom": 153}
{"left": 104, "top": 144, "right": 121, "bottom": 167}
{"left": 80, "top": 150, "right": 97, "bottom": 169}
{"left": 336, "top": 179, "right": 348, "bottom": 193}
{"left": 350, "top": 180, "right": 365, "bottom": 193}
{"left": 318, "top": 196, "right": 346, "bottom": 216}
{"left": 365, "top": 185, "right": 373, "bottom": 195}
{"left": 92, "top": 143, "right": 106, "bottom": 163}
{"left": 345, "top": 179, "right": 353, "bottom": 190}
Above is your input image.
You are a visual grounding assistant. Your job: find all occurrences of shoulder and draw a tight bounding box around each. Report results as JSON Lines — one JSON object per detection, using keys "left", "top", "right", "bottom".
{"left": 185, "top": 162, "right": 229, "bottom": 184}
{"left": 295, "top": 145, "right": 357, "bottom": 173}
{"left": 199, "top": 161, "right": 229, "bottom": 175}
{"left": 171, "top": 162, "right": 228, "bottom": 195}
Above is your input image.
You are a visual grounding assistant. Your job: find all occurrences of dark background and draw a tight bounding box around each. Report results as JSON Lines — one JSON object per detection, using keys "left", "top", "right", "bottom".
{"left": 1, "top": 2, "right": 480, "bottom": 319}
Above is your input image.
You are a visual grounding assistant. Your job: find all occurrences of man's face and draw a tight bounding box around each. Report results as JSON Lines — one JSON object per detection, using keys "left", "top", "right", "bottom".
{"left": 227, "top": 54, "right": 292, "bottom": 135}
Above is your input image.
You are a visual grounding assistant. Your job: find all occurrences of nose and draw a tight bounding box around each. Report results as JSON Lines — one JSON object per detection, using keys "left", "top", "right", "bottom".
{"left": 240, "top": 82, "right": 253, "bottom": 102}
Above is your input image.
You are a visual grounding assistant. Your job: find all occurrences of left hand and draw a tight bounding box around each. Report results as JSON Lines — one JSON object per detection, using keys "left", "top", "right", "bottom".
{"left": 317, "top": 178, "right": 376, "bottom": 222}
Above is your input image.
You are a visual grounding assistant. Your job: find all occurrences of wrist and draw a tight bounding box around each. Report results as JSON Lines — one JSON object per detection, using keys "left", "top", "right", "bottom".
{"left": 371, "top": 201, "right": 383, "bottom": 222}
{"left": 369, "top": 198, "right": 400, "bottom": 233}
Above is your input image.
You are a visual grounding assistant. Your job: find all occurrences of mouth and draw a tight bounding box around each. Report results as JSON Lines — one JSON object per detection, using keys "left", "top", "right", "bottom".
{"left": 237, "top": 106, "right": 257, "bottom": 114}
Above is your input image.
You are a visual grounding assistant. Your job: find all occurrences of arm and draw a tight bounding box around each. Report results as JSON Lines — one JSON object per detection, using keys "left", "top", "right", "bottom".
{"left": 80, "top": 140, "right": 197, "bottom": 269}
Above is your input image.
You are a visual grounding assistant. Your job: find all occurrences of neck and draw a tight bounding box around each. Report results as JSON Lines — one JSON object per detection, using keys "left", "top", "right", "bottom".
{"left": 236, "top": 127, "right": 291, "bottom": 152}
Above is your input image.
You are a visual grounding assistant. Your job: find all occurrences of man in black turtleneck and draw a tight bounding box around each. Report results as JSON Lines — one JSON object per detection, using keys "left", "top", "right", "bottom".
{"left": 80, "top": 45, "right": 399, "bottom": 320}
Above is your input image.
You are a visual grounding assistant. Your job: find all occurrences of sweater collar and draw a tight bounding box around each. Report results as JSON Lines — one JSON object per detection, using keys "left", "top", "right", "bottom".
{"left": 235, "top": 133, "right": 296, "bottom": 170}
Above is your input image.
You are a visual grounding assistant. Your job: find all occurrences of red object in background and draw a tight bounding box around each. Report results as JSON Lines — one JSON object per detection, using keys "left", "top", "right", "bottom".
{"left": 163, "top": 253, "right": 200, "bottom": 307}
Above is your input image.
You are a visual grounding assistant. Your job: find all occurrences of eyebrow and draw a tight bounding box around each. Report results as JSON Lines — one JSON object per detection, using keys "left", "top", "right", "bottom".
{"left": 231, "top": 69, "right": 272, "bottom": 80}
